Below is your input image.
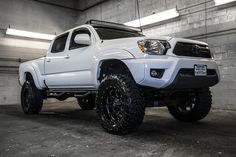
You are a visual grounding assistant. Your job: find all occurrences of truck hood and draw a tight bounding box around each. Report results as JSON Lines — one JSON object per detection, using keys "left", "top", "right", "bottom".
{"left": 100, "top": 36, "right": 208, "bottom": 58}
{"left": 101, "top": 36, "right": 207, "bottom": 48}
{"left": 101, "top": 36, "right": 172, "bottom": 49}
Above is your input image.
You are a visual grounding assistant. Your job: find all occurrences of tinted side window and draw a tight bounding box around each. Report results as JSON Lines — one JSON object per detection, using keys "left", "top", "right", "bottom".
{"left": 69, "top": 29, "right": 91, "bottom": 50}
{"left": 51, "top": 33, "right": 69, "bottom": 53}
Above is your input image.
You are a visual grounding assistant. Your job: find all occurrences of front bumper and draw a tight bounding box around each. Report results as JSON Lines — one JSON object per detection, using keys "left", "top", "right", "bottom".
{"left": 123, "top": 56, "right": 220, "bottom": 89}
{"left": 165, "top": 68, "right": 218, "bottom": 88}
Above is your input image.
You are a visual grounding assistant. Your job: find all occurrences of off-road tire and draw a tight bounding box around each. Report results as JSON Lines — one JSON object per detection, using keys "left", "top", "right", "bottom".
{"left": 168, "top": 88, "right": 212, "bottom": 122}
{"left": 21, "top": 80, "right": 43, "bottom": 114}
{"left": 77, "top": 96, "right": 95, "bottom": 110}
{"left": 96, "top": 74, "right": 145, "bottom": 135}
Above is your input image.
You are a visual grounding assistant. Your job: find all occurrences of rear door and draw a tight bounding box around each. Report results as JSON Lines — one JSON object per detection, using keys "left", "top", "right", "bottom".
{"left": 44, "top": 32, "right": 71, "bottom": 87}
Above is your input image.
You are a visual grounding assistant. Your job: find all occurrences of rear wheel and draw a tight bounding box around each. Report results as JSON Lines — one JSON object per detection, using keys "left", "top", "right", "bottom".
{"left": 77, "top": 95, "right": 95, "bottom": 110}
{"left": 96, "top": 74, "right": 145, "bottom": 135}
{"left": 21, "top": 80, "right": 43, "bottom": 114}
{"left": 168, "top": 88, "right": 212, "bottom": 122}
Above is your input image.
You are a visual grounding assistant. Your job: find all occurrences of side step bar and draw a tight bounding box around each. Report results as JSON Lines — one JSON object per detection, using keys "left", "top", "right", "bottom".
{"left": 46, "top": 88, "right": 97, "bottom": 101}
{"left": 48, "top": 88, "right": 96, "bottom": 93}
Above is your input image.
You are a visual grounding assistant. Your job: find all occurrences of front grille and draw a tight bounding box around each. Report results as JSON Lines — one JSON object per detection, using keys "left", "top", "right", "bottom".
{"left": 173, "top": 42, "right": 211, "bottom": 58}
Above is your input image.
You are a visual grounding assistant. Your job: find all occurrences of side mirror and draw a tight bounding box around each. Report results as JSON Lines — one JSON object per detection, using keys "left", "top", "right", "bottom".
{"left": 74, "top": 34, "right": 91, "bottom": 45}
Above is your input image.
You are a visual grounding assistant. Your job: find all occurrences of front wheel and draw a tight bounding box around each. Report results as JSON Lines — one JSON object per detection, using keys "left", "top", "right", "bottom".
{"left": 21, "top": 80, "right": 43, "bottom": 114}
{"left": 96, "top": 74, "right": 145, "bottom": 135}
{"left": 168, "top": 88, "right": 212, "bottom": 122}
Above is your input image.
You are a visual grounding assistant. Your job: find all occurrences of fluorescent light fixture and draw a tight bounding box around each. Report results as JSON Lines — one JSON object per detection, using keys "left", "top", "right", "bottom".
{"left": 124, "top": 8, "right": 179, "bottom": 27}
{"left": 6, "top": 28, "right": 55, "bottom": 40}
{"left": 0, "top": 38, "right": 50, "bottom": 49}
{"left": 214, "top": 0, "right": 236, "bottom": 6}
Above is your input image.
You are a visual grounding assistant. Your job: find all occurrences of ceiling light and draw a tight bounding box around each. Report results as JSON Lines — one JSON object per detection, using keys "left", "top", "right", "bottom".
{"left": 0, "top": 38, "right": 50, "bottom": 49}
{"left": 214, "top": 0, "right": 236, "bottom": 6}
{"left": 6, "top": 28, "right": 55, "bottom": 40}
{"left": 124, "top": 8, "right": 179, "bottom": 27}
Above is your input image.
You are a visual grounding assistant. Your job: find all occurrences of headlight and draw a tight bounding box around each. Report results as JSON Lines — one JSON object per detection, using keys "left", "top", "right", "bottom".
{"left": 137, "top": 39, "right": 170, "bottom": 55}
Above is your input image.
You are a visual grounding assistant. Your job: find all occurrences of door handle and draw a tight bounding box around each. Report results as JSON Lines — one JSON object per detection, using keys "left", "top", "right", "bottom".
{"left": 46, "top": 59, "right": 51, "bottom": 62}
{"left": 64, "top": 55, "right": 70, "bottom": 59}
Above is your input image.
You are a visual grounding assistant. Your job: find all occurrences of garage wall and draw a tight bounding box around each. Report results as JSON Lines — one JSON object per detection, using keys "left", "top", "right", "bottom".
{"left": 0, "top": 0, "right": 77, "bottom": 105}
{"left": 76, "top": 0, "right": 236, "bottom": 110}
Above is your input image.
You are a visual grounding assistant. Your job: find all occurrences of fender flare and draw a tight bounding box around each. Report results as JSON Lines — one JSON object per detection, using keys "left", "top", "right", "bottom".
{"left": 20, "top": 65, "right": 45, "bottom": 90}
{"left": 91, "top": 49, "right": 135, "bottom": 87}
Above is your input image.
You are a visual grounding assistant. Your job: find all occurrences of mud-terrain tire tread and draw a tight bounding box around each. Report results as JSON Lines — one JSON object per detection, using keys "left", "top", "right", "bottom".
{"left": 96, "top": 74, "right": 145, "bottom": 135}
{"left": 21, "top": 80, "right": 43, "bottom": 114}
{"left": 168, "top": 88, "right": 212, "bottom": 122}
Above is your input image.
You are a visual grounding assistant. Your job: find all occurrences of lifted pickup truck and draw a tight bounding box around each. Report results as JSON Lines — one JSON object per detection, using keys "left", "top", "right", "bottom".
{"left": 19, "top": 20, "right": 220, "bottom": 135}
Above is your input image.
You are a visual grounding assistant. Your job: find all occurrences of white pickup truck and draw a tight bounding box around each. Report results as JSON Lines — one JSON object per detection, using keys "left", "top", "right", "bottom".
{"left": 19, "top": 20, "right": 220, "bottom": 135}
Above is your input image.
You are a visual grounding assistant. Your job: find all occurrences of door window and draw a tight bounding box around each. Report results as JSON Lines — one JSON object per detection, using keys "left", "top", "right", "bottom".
{"left": 51, "top": 32, "right": 69, "bottom": 53}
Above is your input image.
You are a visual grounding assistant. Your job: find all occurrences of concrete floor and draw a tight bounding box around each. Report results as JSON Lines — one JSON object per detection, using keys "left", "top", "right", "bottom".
{"left": 0, "top": 102, "right": 236, "bottom": 157}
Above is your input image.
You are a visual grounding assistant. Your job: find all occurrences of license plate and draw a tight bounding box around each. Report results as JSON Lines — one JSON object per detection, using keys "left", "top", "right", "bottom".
{"left": 194, "top": 65, "right": 207, "bottom": 76}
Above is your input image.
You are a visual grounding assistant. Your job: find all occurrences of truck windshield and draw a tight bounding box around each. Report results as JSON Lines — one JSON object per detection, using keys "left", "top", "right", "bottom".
{"left": 94, "top": 27, "right": 144, "bottom": 40}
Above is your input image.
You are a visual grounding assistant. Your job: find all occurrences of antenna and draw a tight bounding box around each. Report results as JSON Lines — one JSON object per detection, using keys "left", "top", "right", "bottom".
{"left": 136, "top": 0, "right": 143, "bottom": 32}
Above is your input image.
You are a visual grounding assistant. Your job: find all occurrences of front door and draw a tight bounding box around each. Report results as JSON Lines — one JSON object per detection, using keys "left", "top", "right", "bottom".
{"left": 45, "top": 28, "right": 95, "bottom": 89}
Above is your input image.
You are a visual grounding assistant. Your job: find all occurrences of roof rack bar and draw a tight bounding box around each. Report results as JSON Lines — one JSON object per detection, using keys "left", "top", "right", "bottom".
{"left": 86, "top": 19, "right": 142, "bottom": 32}
{"left": 86, "top": 19, "right": 125, "bottom": 26}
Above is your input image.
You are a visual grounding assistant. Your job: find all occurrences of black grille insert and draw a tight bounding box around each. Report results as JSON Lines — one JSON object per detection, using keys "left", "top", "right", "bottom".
{"left": 173, "top": 42, "right": 211, "bottom": 58}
